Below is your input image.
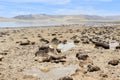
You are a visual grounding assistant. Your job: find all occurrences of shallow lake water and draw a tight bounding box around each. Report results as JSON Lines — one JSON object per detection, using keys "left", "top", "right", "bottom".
{"left": 0, "top": 21, "right": 120, "bottom": 28}
{"left": 0, "top": 22, "right": 63, "bottom": 28}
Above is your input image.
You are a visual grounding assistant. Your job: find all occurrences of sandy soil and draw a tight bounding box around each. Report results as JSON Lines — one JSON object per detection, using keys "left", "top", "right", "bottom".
{"left": 0, "top": 26, "right": 120, "bottom": 80}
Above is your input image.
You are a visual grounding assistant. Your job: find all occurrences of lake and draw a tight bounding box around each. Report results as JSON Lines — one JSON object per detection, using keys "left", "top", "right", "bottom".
{"left": 0, "top": 22, "right": 63, "bottom": 28}
{"left": 0, "top": 21, "right": 120, "bottom": 28}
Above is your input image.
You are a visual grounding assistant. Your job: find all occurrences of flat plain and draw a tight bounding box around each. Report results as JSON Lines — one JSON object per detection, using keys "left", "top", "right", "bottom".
{"left": 0, "top": 25, "right": 120, "bottom": 80}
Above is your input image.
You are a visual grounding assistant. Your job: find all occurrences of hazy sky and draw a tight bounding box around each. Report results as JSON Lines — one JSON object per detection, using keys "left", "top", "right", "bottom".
{"left": 0, "top": 0, "right": 120, "bottom": 17}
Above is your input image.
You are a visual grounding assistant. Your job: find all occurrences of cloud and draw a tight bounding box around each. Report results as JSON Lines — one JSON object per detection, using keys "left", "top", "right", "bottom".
{"left": 53, "top": 6, "right": 115, "bottom": 16}
{"left": 2, "top": 0, "right": 71, "bottom": 4}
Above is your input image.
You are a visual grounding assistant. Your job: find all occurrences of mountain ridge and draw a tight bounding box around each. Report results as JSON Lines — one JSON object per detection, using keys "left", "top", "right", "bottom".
{"left": 13, "top": 14, "right": 120, "bottom": 20}
{"left": 0, "top": 14, "right": 120, "bottom": 21}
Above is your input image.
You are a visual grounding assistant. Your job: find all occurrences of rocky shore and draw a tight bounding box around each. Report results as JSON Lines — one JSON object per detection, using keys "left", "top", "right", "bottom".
{"left": 0, "top": 26, "right": 120, "bottom": 80}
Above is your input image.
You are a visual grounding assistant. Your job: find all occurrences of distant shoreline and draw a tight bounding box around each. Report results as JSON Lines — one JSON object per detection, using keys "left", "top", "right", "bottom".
{"left": 0, "top": 24, "right": 120, "bottom": 30}
{"left": 0, "top": 21, "right": 120, "bottom": 29}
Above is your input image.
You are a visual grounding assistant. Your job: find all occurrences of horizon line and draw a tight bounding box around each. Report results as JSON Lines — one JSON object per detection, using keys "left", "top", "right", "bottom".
{"left": 1, "top": 13, "right": 120, "bottom": 18}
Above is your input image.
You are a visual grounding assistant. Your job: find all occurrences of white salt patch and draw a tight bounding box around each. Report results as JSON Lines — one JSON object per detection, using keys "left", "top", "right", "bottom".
{"left": 23, "top": 66, "right": 77, "bottom": 80}
{"left": 57, "top": 42, "right": 75, "bottom": 52}
{"left": 109, "top": 40, "right": 119, "bottom": 50}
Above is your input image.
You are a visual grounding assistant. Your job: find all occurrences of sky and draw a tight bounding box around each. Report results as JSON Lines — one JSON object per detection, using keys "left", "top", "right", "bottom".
{"left": 0, "top": 0, "right": 120, "bottom": 17}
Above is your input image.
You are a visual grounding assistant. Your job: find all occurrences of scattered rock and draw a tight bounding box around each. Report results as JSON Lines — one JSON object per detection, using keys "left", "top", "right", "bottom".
{"left": 76, "top": 53, "right": 89, "bottom": 60}
{"left": 100, "top": 74, "right": 108, "bottom": 78}
{"left": 116, "top": 46, "right": 120, "bottom": 49}
{"left": 58, "top": 33, "right": 62, "bottom": 35}
{"left": 23, "top": 37, "right": 28, "bottom": 39}
{"left": 78, "top": 55, "right": 89, "bottom": 60}
{"left": 59, "top": 76, "right": 73, "bottom": 80}
{"left": 0, "top": 55, "right": 4, "bottom": 61}
{"left": 51, "top": 37, "right": 60, "bottom": 45}
{"left": 31, "top": 42, "right": 35, "bottom": 45}
{"left": 92, "top": 41, "right": 109, "bottom": 49}
{"left": 51, "top": 33, "right": 56, "bottom": 36}
{"left": 0, "top": 52, "right": 7, "bottom": 55}
{"left": 62, "top": 40, "right": 67, "bottom": 44}
{"left": 74, "top": 40, "right": 80, "bottom": 44}
{"left": 20, "top": 40, "right": 30, "bottom": 45}
{"left": 40, "top": 38, "right": 49, "bottom": 44}
{"left": 82, "top": 40, "right": 90, "bottom": 44}
{"left": 71, "top": 35, "right": 78, "bottom": 40}
{"left": 37, "top": 34, "right": 42, "bottom": 38}
{"left": 56, "top": 49, "right": 61, "bottom": 53}
{"left": 75, "top": 69, "right": 87, "bottom": 74}
{"left": 42, "top": 55, "right": 66, "bottom": 63}
{"left": 35, "top": 55, "right": 66, "bottom": 63}
{"left": 16, "top": 41, "right": 20, "bottom": 43}
{"left": 79, "top": 60, "right": 93, "bottom": 68}
{"left": 87, "top": 65, "right": 100, "bottom": 72}
{"left": 35, "top": 46, "right": 52, "bottom": 57}
{"left": 108, "top": 60, "right": 119, "bottom": 66}
{"left": 0, "top": 32, "right": 8, "bottom": 37}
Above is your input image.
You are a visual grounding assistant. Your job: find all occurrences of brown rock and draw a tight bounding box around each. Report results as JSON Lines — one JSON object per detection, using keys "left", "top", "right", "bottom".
{"left": 75, "top": 69, "right": 87, "bottom": 74}
{"left": 20, "top": 39, "right": 30, "bottom": 45}
{"left": 0, "top": 55, "right": 4, "bottom": 61}
{"left": 108, "top": 60, "right": 119, "bottom": 66}
{"left": 100, "top": 74, "right": 108, "bottom": 78}
{"left": 40, "top": 38, "right": 49, "bottom": 44}
{"left": 87, "top": 65, "right": 100, "bottom": 72}
{"left": 92, "top": 41, "right": 109, "bottom": 49}
{"left": 74, "top": 40, "right": 80, "bottom": 44}
{"left": 79, "top": 60, "right": 93, "bottom": 68}
{"left": 35, "top": 46, "right": 51, "bottom": 57}
{"left": 42, "top": 55, "right": 66, "bottom": 63}
{"left": 51, "top": 37, "right": 60, "bottom": 44}
{"left": 62, "top": 40, "right": 67, "bottom": 44}
{"left": 37, "top": 34, "right": 42, "bottom": 38}
{"left": 76, "top": 53, "right": 89, "bottom": 60}
{"left": 59, "top": 76, "right": 73, "bottom": 80}
{"left": 31, "top": 42, "right": 35, "bottom": 45}
{"left": 0, "top": 52, "right": 7, "bottom": 55}
{"left": 51, "top": 33, "right": 56, "bottom": 36}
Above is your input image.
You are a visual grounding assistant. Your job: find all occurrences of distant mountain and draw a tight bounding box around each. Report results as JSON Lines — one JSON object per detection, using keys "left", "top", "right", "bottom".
{"left": 12, "top": 14, "right": 120, "bottom": 21}
{"left": 0, "top": 17, "right": 6, "bottom": 19}
{"left": 14, "top": 14, "right": 46, "bottom": 20}
{"left": 13, "top": 14, "right": 103, "bottom": 20}
{"left": 13, "top": 14, "right": 120, "bottom": 20}
{"left": 105, "top": 16, "right": 120, "bottom": 20}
